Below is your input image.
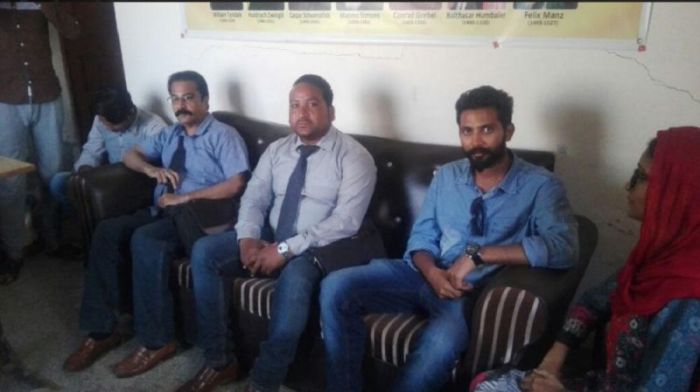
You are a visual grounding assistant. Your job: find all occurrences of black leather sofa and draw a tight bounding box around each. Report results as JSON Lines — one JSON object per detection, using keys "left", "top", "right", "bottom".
{"left": 69, "top": 111, "right": 598, "bottom": 391}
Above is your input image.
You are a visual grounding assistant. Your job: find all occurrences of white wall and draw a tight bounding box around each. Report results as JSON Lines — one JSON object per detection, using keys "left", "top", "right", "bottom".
{"left": 114, "top": 3, "right": 700, "bottom": 296}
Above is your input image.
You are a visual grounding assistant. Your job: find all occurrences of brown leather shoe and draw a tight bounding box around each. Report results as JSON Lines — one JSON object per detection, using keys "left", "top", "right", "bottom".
{"left": 175, "top": 361, "right": 240, "bottom": 392}
{"left": 63, "top": 332, "right": 123, "bottom": 372}
{"left": 113, "top": 342, "right": 177, "bottom": 378}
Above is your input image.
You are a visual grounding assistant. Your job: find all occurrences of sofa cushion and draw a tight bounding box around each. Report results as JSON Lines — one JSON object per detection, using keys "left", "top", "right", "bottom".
{"left": 363, "top": 286, "right": 546, "bottom": 376}
{"left": 363, "top": 312, "right": 428, "bottom": 367}
{"left": 236, "top": 277, "right": 277, "bottom": 320}
{"left": 232, "top": 276, "right": 547, "bottom": 379}
{"left": 174, "top": 257, "right": 193, "bottom": 289}
{"left": 462, "top": 286, "right": 547, "bottom": 376}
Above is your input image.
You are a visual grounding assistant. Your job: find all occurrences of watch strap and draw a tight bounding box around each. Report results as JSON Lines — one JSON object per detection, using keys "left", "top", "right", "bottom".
{"left": 465, "top": 243, "right": 484, "bottom": 266}
{"left": 470, "top": 251, "right": 484, "bottom": 266}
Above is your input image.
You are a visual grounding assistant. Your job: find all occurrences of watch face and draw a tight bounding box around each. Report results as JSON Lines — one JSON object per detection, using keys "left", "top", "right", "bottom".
{"left": 465, "top": 243, "right": 480, "bottom": 255}
{"left": 277, "top": 242, "right": 289, "bottom": 254}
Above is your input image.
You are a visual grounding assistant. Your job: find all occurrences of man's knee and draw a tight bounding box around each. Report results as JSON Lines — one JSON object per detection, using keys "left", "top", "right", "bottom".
{"left": 130, "top": 224, "right": 161, "bottom": 259}
{"left": 320, "top": 270, "right": 357, "bottom": 313}
{"left": 190, "top": 236, "right": 221, "bottom": 272}
{"left": 190, "top": 231, "right": 239, "bottom": 272}
{"left": 275, "top": 257, "right": 320, "bottom": 300}
{"left": 423, "top": 318, "right": 469, "bottom": 355}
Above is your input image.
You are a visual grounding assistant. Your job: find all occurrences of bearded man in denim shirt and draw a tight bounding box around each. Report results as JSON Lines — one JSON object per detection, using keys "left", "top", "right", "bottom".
{"left": 320, "top": 85, "right": 579, "bottom": 392}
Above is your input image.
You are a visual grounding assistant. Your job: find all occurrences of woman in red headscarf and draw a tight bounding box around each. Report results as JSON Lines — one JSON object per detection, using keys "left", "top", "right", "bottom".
{"left": 474, "top": 127, "right": 700, "bottom": 392}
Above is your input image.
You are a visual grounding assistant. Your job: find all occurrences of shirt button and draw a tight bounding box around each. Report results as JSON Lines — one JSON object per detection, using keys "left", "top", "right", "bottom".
{"left": 20, "top": 42, "right": 25, "bottom": 47}
{"left": 24, "top": 61, "right": 29, "bottom": 66}
{"left": 16, "top": 24, "right": 21, "bottom": 29}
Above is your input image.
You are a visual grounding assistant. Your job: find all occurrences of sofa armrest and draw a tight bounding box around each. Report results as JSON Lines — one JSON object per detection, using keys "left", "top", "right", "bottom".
{"left": 68, "top": 163, "right": 156, "bottom": 251}
{"left": 484, "top": 215, "right": 597, "bottom": 310}
{"left": 462, "top": 214, "right": 598, "bottom": 377}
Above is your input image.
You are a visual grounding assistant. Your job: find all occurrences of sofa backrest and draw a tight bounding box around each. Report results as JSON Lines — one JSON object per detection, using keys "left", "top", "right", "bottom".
{"left": 213, "top": 111, "right": 556, "bottom": 258}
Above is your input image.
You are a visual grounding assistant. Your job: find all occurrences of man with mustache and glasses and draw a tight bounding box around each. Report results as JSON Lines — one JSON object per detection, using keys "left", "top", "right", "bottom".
{"left": 63, "top": 71, "right": 250, "bottom": 390}
{"left": 320, "top": 85, "right": 579, "bottom": 392}
{"left": 235, "top": 74, "right": 377, "bottom": 392}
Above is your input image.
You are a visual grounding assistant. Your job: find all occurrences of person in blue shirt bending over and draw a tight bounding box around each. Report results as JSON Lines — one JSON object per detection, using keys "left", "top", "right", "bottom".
{"left": 46, "top": 86, "right": 166, "bottom": 258}
{"left": 320, "top": 85, "right": 579, "bottom": 392}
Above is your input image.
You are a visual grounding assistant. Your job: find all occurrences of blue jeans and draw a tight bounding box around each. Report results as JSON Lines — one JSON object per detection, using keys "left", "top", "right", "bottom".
{"left": 131, "top": 220, "right": 247, "bottom": 365}
{"left": 0, "top": 99, "right": 64, "bottom": 259}
{"left": 79, "top": 209, "right": 157, "bottom": 334}
{"left": 320, "top": 259, "right": 473, "bottom": 392}
{"left": 46, "top": 171, "right": 73, "bottom": 245}
{"left": 130, "top": 217, "right": 185, "bottom": 348}
{"left": 49, "top": 171, "right": 73, "bottom": 218}
{"left": 249, "top": 253, "right": 322, "bottom": 392}
{"left": 190, "top": 230, "right": 245, "bottom": 368}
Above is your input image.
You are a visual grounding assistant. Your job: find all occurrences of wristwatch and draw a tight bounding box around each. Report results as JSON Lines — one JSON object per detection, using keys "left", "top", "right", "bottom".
{"left": 277, "top": 241, "right": 293, "bottom": 260}
{"left": 464, "top": 243, "right": 484, "bottom": 266}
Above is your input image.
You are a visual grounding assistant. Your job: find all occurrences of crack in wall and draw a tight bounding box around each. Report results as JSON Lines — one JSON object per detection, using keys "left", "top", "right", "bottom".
{"left": 607, "top": 50, "right": 700, "bottom": 104}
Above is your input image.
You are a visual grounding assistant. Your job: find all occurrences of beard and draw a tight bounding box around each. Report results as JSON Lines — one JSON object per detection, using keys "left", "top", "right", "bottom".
{"left": 465, "top": 140, "right": 508, "bottom": 172}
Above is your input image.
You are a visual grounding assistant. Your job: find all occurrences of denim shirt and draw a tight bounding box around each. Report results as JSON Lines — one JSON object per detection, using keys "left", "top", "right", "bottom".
{"left": 73, "top": 109, "right": 166, "bottom": 170}
{"left": 139, "top": 113, "right": 250, "bottom": 206}
{"left": 404, "top": 154, "right": 578, "bottom": 285}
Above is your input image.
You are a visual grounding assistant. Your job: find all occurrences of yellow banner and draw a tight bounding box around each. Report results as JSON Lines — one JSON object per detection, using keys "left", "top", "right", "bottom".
{"left": 183, "top": 2, "right": 650, "bottom": 48}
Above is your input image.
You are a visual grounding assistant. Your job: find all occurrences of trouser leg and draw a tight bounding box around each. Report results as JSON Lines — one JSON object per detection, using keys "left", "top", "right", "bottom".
{"left": 320, "top": 259, "right": 424, "bottom": 392}
{"left": 78, "top": 210, "right": 156, "bottom": 334}
{"left": 249, "top": 254, "right": 323, "bottom": 391}
{"left": 190, "top": 229, "right": 245, "bottom": 368}
{"left": 131, "top": 217, "right": 183, "bottom": 347}
{"left": 0, "top": 103, "right": 31, "bottom": 260}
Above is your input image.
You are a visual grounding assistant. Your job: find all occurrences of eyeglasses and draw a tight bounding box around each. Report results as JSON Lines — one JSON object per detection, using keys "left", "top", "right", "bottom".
{"left": 470, "top": 196, "right": 485, "bottom": 236}
{"left": 167, "top": 93, "right": 198, "bottom": 105}
{"left": 627, "top": 168, "right": 649, "bottom": 190}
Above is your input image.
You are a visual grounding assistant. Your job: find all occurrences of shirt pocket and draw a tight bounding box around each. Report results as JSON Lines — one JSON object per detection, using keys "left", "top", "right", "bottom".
{"left": 487, "top": 216, "right": 525, "bottom": 238}
{"left": 302, "top": 162, "right": 342, "bottom": 206}
{"left": 302, "top": 181, "right": 339, "bottom": 207}
{"left": 192, "top": 165, "right": 224, "bottom": 187}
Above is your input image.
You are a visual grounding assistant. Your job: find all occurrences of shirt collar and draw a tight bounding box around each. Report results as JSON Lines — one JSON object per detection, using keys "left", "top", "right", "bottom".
{"left": 293, "top": 125, "right": 338, "bottom": 152}
{"left": 174, "top": 113, "right": 214, "bottom": 137}
{"left": 461, "top": 150, "right": 524, "bottom": 195}
{"left": 122, "top": 109, "right": 143, "bottom": 135}
{"left": 498, "top": 152, "right": 526, "bottom": 195}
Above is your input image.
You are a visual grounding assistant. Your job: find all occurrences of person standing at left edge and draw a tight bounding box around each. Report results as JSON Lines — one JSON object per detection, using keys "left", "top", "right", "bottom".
{"left": 0, "top": 2, "right": 79, "bottom": 283}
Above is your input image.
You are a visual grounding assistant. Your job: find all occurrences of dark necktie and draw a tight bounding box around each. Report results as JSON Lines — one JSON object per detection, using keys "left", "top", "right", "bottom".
{"left": 167, "top": 135, "right": 186, "bottom": 193}
{"left": 275, "top": 144, "right": 320, "bottom": 242}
